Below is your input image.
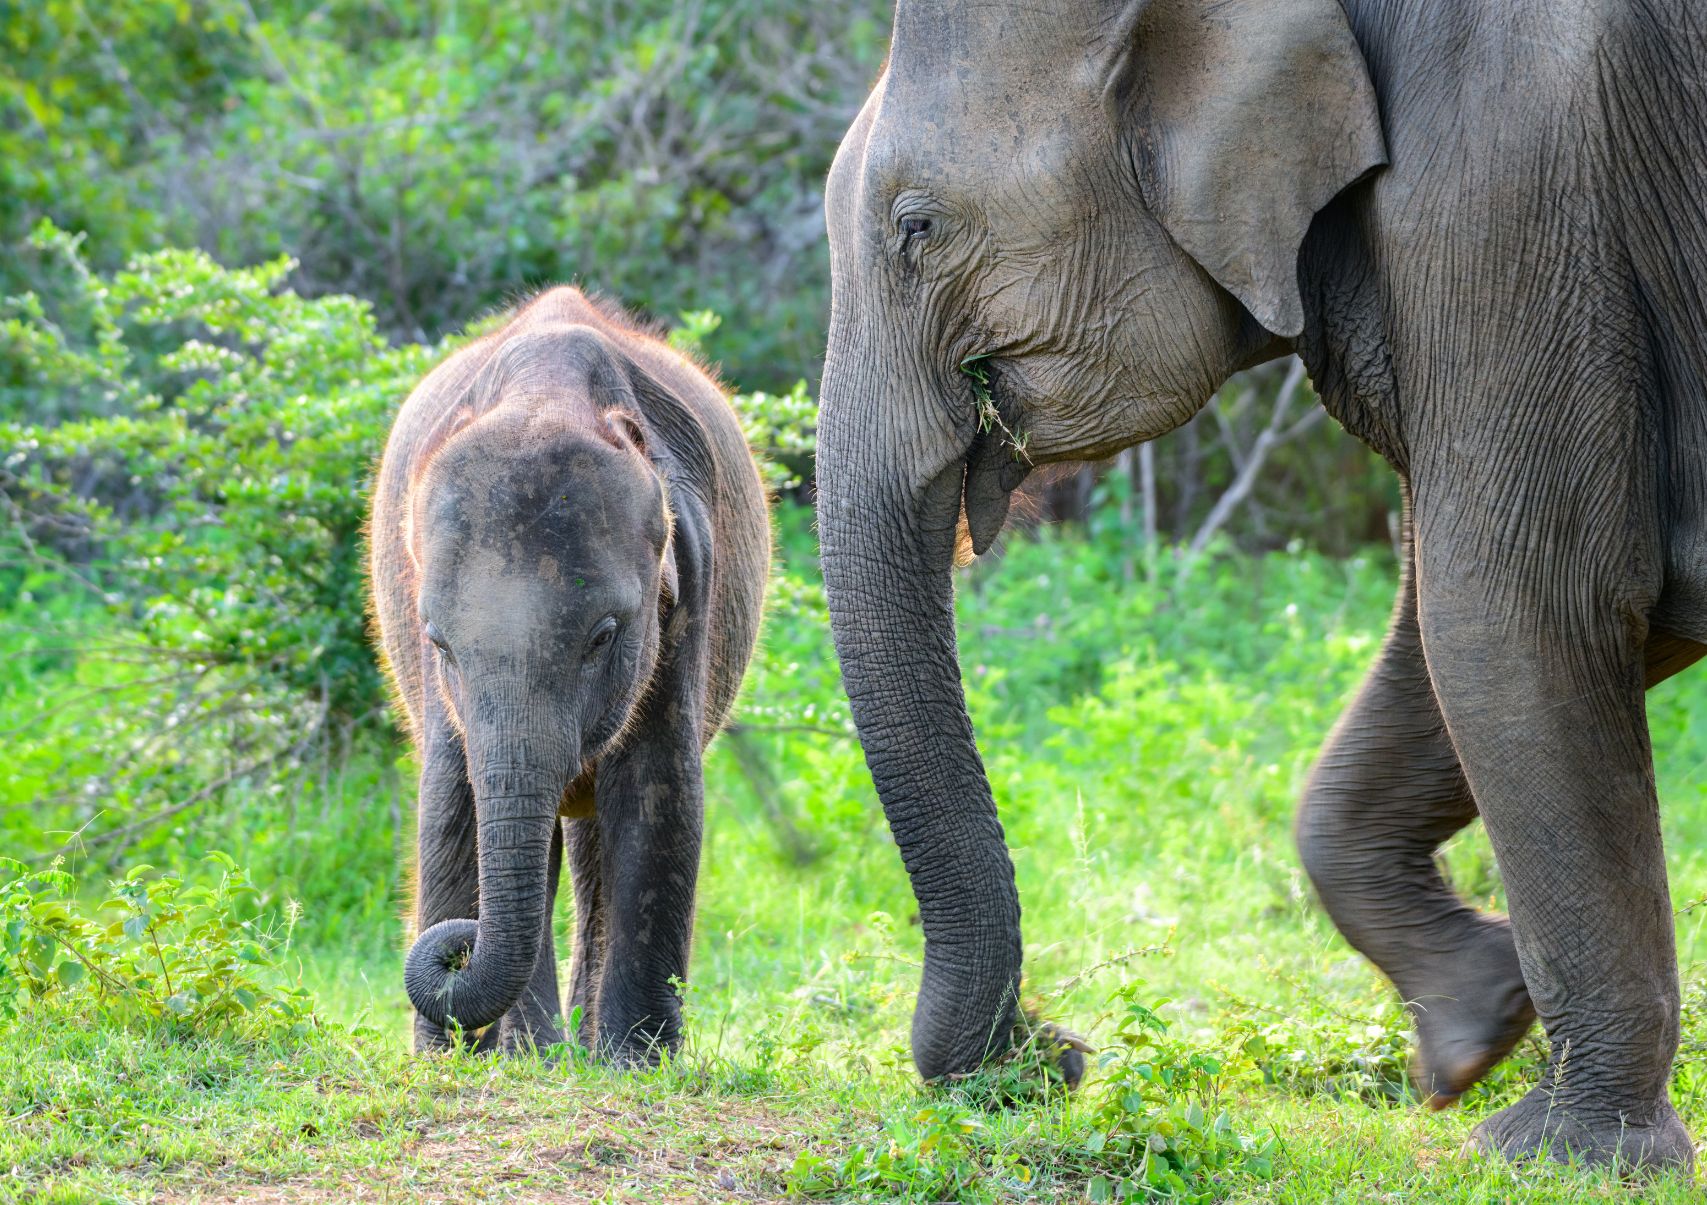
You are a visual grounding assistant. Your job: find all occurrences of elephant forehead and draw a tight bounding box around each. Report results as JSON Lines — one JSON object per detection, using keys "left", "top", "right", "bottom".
{"left": 438, "top": 557, "right": 637, "bottom": 649}
{"left": 891, "top": 0, "right": 1110, "bottom": 85}
{"left": 426, "top": 438, "right": 658, "bottom": 549}
{"left": 863, "top": 84, "right": 1104, "bottom": 210}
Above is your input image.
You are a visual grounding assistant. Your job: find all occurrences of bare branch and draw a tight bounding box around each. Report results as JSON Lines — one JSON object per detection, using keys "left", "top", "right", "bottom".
{"left": 1183, "top": 357, "right": 1312, "bottom": 564}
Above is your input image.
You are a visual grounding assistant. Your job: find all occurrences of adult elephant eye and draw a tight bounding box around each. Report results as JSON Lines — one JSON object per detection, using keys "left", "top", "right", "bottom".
{"left": 900, "top": 216, "right": 932, "bottom": 239}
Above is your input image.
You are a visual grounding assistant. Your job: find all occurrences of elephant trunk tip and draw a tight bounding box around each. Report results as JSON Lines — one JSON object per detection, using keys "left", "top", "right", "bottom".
{"left": 404, "top": 917, "right": 500, "bottom": 1030}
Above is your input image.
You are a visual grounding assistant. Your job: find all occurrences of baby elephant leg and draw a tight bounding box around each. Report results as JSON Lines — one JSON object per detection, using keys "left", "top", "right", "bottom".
{"left": 1297, "top": 557, "right": 1532, "bottom": 1105}
{"left": 565, "top": 815, "right": 605, "bottom": 1048}
{"left": 592, "top": 720, "right": 704, "bottom": 1065}
{"left": 493, "top": 819, "right": 566, "bottom": 1053}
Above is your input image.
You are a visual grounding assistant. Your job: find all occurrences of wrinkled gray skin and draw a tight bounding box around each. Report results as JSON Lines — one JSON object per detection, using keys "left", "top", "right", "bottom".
{"left": 371, "top": 288, "right": 768, "bottom": 1062}
{"left": 818, "top": 0, "right": 1707, "bottom": 1171}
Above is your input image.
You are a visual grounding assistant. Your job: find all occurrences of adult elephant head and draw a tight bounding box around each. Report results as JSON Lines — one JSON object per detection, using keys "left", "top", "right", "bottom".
{"left": 817, "top": 0, "right": 1386, "bottom": 1080}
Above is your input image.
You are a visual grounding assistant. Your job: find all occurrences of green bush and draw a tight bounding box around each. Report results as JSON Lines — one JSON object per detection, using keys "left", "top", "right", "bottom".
{"left": 1, "top": 223, "right": 433, "bottom": 876}
{"left": 0, "top": 853, "right": 315, "bottom": 1038}
{"left": 3, "top": 219, "right": 432, "bottom": 713}
{"left": 1079, "top": 983, "right": 1275, "bottom": 1202}
{"left": 0, "top": 225, "right": 820, "bottom": 879}
{"left": 1226, "top": 994, "right": 1415, "bottom": 1106}
{"left": 1, "top": 0, "right": 891, "bottom": 394}
{"left": 787, "top": 981, "right": 1275, "bottom": 1203}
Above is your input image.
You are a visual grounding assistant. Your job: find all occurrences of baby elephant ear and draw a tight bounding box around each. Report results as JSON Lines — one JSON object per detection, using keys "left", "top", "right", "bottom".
{"left": 1111, "top": 0, "right": 1388, "bottom": 338}
{"left": 605, "top": 408, "right": 647, "bottom": 454}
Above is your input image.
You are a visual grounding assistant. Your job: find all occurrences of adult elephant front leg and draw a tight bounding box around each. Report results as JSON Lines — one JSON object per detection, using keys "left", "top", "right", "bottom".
{"left": 1297, "top": 498, "right": 1532, "bottom": 1105}
{"left": 1414, "top": 484, "right": 1691, "bottom": 1172}
{"left": 817, "top": 343, "right": 1024, "bottom": 1081}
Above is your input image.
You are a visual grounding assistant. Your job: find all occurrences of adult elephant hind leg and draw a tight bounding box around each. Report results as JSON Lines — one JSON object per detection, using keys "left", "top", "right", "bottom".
{"left": 1417, "top": 538, "right": 1691, "bottom": 1173}
{"left": 1296, "top": 529, "right": 1532, "bottom": 1107}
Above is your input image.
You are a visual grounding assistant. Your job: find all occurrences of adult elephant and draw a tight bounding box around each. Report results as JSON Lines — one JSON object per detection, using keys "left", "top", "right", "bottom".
{"left": 816, "top": 0, "right": 1707, "bottom": 1171}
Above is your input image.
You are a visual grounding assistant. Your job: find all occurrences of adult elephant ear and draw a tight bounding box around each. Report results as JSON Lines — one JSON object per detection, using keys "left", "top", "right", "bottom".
{"left": 1110, "top": 0, "right": 1388, "bottom": 338}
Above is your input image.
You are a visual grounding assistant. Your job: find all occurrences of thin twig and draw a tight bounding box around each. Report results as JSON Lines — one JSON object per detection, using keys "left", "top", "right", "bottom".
{"left": 1044, "top": 941, "right": 1173, "bottom": 1000}
{"left": 1183, "top": 357, "right": 1312, "bottom": 563}
{"left": 66, "top": 691, "right": 330, "bottom": 860}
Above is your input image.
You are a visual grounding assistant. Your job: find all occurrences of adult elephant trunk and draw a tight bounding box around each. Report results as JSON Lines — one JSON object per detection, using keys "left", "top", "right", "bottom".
{"left": 816, "top": 335, "right": 1022, "bottom": 1081}
{"left": 405, "top": 755, "right": 567, "bottom": 1033}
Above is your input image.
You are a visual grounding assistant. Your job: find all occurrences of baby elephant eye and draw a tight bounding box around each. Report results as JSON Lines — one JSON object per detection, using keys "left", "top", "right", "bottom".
{"left": 585, "top": 616, "right": 620, "bottom": 657}
{"left": 900, "top": 215, "right": 933, "bottom": 239}
{"left": 423, "top": 622, "right": 450, "bottom": 652}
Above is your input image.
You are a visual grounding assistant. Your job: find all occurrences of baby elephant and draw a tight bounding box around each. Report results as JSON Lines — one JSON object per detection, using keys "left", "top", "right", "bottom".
{"left": 369, "top": 287, "right": 768, "bottom": 1060}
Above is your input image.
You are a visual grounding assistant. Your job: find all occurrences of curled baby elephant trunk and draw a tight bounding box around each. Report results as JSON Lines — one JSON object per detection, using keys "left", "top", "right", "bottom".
{"left": 405, "top": 771, "right": 562, "bottom": 1033}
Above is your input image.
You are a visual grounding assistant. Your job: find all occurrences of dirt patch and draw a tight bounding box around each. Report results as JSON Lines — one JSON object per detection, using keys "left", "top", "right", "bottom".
{"left": 154, "top": 1085, "right": 815, "bottom": 1204}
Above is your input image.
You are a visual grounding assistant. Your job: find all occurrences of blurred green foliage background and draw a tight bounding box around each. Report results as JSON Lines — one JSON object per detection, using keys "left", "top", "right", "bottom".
{"left": 2, "top": 0, "right": 888, "bottom": 393}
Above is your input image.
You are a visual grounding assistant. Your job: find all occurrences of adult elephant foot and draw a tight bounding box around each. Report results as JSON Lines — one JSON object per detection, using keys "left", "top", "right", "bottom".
{"left": 1407, "top": 917, "right": 1534, "bottom": 1107}
{"left": 1008, "top": 1012, "right": 1090, "bottom": 1091}
{"left": 1466, "top": 1086, "right": 1695, "bottom": 1175}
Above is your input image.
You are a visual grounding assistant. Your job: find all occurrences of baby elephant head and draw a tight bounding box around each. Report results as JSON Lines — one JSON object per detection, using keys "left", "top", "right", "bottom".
{"left": 403, "top": 326, "right": 676, "bottom": 1034}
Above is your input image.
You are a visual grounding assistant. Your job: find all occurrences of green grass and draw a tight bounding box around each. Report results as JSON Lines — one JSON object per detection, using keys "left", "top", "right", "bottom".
{"left": 6, "top": 509, "right": 1707, "bottom": 1200}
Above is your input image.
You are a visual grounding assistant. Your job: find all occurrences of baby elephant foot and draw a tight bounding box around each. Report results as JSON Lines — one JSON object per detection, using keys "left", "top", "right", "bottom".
{"left": 1406, "top": 918, "right": 1535, "bottom": 1106}
{"left": 414, "top": 1013, "right": 502, "bottom": 1055}
{"left": 1466, "top": 1086, "right": 1695, "bottom": 1175}
{"left": 494, "top": 1015, "right": 567, "bottom": 1058}
{"left": 596, "top": 1024, "right": 681, "bottom": 1069}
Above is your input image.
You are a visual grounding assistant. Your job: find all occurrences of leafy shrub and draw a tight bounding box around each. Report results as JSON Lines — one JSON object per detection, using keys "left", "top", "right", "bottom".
{"left": 3, "top": 220, "right": 431, "bottom": 713}
{"left": 787, "top": 981, "right": 1274, "bottom": 1204}
{"left": 1, "top": 225, "right": 822, "bottom": 881}
{"left": 1221, "top": 993, "right": 1414, "bottom": 1106}
{"left": 1, "top": 222, "right": 433, "bottom": 870}
{"left": 0, "top": 852, "right": 315, "bottom": 1038}
{"left": 789, "top": 1100, "right": 1025, "bottom": 1201}
{"left": 1080, "top": 983, "right": 1274, "bottom": 1202}
{"left": 1, "top": 0, "right": 891, "bottom": 394}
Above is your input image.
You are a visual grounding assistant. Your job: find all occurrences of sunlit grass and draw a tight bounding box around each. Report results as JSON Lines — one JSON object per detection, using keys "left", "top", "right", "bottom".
{"left": 6, "top": 511, "right": 1707, "bottom": 1199}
